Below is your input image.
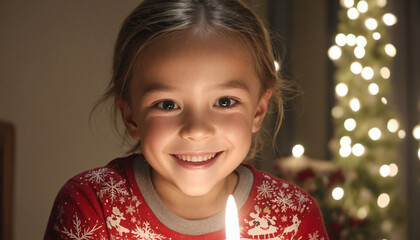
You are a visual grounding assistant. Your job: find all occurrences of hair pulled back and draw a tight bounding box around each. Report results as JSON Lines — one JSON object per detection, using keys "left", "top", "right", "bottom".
{"left": 98, "top": 0, "right": 286, "bottom": 158}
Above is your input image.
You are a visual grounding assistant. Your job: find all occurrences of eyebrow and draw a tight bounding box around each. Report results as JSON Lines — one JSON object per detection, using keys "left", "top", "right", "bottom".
{"left": 216, "top": 80, "right": 250, "bottom": 92}
{"left": 140, "top": 79, "right": 250, "bottom": 95}
{"left": 141, "top": 82, "right": 175, "bottom": 95}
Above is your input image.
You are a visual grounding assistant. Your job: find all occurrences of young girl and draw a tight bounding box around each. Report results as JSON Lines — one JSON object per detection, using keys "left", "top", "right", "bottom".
{"left": 45, "top": 0, "right": 328, "bottom": 239}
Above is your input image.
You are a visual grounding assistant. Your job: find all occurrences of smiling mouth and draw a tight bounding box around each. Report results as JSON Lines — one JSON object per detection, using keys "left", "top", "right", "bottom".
{"left": 172, "top": 152, "right": 221, "bottom": 162}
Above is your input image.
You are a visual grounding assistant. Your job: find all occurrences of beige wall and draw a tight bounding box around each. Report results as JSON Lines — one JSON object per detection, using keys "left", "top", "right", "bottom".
{"left": 0, "top": 1, "right": 139, "bottom": 239}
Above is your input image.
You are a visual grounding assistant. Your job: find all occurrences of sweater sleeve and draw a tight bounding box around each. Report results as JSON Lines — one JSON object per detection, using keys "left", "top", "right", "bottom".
{"left": 297, "top": 195, "right": 329, "bottom": 239}
{"left": 44, "top": 179, "right": 107, "bottom": 239}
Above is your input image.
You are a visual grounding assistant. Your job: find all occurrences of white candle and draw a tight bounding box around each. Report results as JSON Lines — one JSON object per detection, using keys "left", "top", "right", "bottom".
{"left": 225, "top": 195, "right": 240, "bottom": 240}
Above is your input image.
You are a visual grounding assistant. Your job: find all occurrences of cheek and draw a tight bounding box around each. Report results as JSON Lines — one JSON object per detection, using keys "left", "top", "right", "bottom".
{"left": 215, "top": 113, "right": 253, "bottom": 147}
{"left": 139, "top": 116, "right": 179, "bottom": 151}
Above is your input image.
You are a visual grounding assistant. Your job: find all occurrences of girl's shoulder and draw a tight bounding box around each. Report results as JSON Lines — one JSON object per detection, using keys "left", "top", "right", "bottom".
{"left": 67, "top": 154, "right": 136, "bottom": 186}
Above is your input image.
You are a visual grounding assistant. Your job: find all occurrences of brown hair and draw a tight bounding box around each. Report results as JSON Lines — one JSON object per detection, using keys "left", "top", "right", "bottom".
{"left": 95, "top": 0, "right": 287, "bottom": 158}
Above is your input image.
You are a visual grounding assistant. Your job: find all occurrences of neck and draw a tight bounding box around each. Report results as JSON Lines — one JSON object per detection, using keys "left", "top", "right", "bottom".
{"left": 151, "top": 170, "right": 238, "bottom": 220}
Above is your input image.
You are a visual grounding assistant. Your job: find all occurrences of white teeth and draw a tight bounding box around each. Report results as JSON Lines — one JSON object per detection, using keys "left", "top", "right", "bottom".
{"left": 175, "top": 153, "right": 218, "bottom": 162}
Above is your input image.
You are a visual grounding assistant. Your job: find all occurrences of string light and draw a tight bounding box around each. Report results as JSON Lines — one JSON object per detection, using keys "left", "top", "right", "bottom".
{"left": 365, "top": 18, "right": 378, "bottom": 30}
{"left": 292, "top": 144, "right": 305, "bottom": 158}
{"left": 373, "top": 32, "right": 381, "bottom": 40}
{"left": 383, "top": 13, "right": 397, "bottom": 26}
{"left": 350, "top": 98, "right": 361, "bottom": 112}
{"left": 412, "top": 124, "right": 420, "bottom": 140}
{"left": 379, "top": 165, "right": 391, "bottom": 177}
{"left": 328, "top": 45, "right": 342, "bottom": 60}
{"left": 346, "top": 34, "right": 357, "bottom": 46}
{"left": 347, "top": 7, "right": 360, "bottom": 20}
{"left": 344, "top": 118, "right": 357, "bottom": 131}
{"left": 369, "top": 128, "right": 382, "bottom": 141}
{"left": 385, "top": 44, "right": 397, "bottom": 57}
{"left": 332, "top": 106, "right": 344, "bottom": 118}
{"left": 377, "top": 0, "right": 387, "bottom": 8}
{"left": 340, "top": 145, "right": 352, "bottom": 157}
{"left": 357, "top": 1, "right": 368, "bottom": 13}
{"left": 336, "top": 33, "right": 347, "bottom": 46}
{"left": 350, "top": 61, "right": 362, "bottom": 74}
{"left": 357, "top": 207, "right": 368, "bottom": 219}
{"left": 380, "top": 67, "right": 391, "bottom": 79}
{"left": 356, "top": 35, "right": 367, "bottom": 47}
{"left": 336, "top": 83, "right": 349, "bottom": 97}
{"left": 361, "top": 66, "right": 374, "bottom": 80}
{"left": 274, "top": 61, "right": 280, "bottom": 72}
{"left": 352, "top": 143, "right": 365, "bottom": 156}
{"left": 341, "top": 0, "right": 354, "bottom": 8}
{"left": 340, "top": 136, "right": 352, "bottom": 146}
{"left": 368, "top": 83, "right": 379, "bottom": 95}
{"left": 387, "top": 119, "right": 399, "bottom": 133}
{"left": 332, "top": 187, "right": 344, "bottom": 200}
{"left": 354, "top": 46, "right": 366, "bottom": 59}
{"left": 381, "top": 97, "right": 388, "bottom": 104}
{"left": 377, "top": 193, "right": 390, "bottom": 208}
{"left": 389, "top": 163, "right": 398, "bottom": 177}
{"left": 398, "top": 129, "right": 406, "bottom": 139}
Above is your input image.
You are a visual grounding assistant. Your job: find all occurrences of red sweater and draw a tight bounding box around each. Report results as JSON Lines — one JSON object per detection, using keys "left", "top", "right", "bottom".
{"left": 45, "top": 155, "right": 328, "bottom": 239}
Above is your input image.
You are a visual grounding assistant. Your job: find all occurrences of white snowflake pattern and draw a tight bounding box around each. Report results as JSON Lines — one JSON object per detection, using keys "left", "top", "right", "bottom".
{"left": 126, "top": 204, "right": 136, "bottom": 215}
{"left": 119, "top": 196, "right": 126, "bottom": 204}
{"left": 294, "top": 190, "right": 310, "bottom": 209}
{"left": 271, "top": 190, "right": 296, "bottom": 212}
{"left": 132, "top": 222, "right": 166, "bottom": 240}
{"left": 60, "top": 213, "right": 101, "bottom": 240}
{"left": 308, "top": 230, "right": 324, "bottom": 240}
{"left": 257, "top": 181, "right": 275, "bottom": 199}
{"left": 281, "top": 215, "right": 288, "bottom": 222}
{"left": 85, "top": 168, "right": 110, "bottom": 184}
{"left": 100, "top": 177, "right": 129, "bottom": 202}
{"left": 131, "top": 216, "right": 137, "bottom": 223}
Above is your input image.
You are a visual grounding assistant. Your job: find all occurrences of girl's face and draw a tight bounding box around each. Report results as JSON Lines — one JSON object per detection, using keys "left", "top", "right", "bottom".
{"left": 119, "top": 31, "right": 271, "bottom": 198}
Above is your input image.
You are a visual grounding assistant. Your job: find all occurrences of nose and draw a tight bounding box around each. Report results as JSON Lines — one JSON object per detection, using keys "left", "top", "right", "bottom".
{"left": 179, "top": 110, "right": 215, "bottom": 142}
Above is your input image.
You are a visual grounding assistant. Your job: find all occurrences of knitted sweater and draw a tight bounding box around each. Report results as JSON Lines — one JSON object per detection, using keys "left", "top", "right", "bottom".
{"left": 45, "top": 154, "right": 328, "bottom": 239}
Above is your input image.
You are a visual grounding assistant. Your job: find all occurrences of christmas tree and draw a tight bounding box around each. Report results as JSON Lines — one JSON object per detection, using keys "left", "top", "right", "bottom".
{"left": 327, "top": 0, "right": 404, "bottom": 239}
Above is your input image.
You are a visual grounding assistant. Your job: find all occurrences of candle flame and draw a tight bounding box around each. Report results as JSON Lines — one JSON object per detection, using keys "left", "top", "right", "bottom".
{"left": 225, "top": 195, "right": 240, "bottom": 240}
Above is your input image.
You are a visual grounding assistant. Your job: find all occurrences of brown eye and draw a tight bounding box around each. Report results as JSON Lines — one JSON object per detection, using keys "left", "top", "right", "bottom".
{"left": 156, "top": 100, "right": 180, "bottom": 110}
{"left": 215, "top": 97, "right": 237, "bottom": 108}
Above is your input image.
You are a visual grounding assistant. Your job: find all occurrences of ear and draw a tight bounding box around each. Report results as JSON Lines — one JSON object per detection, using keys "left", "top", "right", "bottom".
{"left": 252, "top": 89, "right": 273, "bottom": 133}
{"left": 116, "top": 97, "right": 141, "bottom": 141}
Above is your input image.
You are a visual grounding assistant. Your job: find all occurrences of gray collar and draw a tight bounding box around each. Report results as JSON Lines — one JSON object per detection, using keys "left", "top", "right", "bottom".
{"left": 133, "top": 155, "right": 253, "bottom": 235}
